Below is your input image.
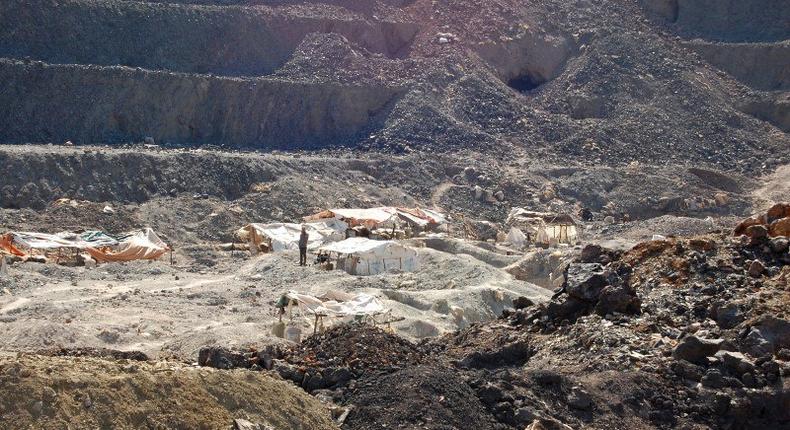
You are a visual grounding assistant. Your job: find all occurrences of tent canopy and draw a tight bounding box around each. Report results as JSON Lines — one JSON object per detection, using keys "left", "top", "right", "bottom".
{"left": 86, "top": 228, "right": 169, "bottom": 263}
{"left": 319, "top": 237, "right": 419, "bottom": 275}
{"left": 284, "top": 290, "right": 386, "bottom": 317}
{"left": 237, "top": 219, "right": 347, "bottom": 252}
{"left": 507, "top": 208, "right": 576, "bottom": 226}
{"left": 305, "top": 207, "right": 445, "bottom": 229}
{"left": 1, "top": 228, "right": 170, "bottom": 263}
{"left": 319, "top": 237, "right": 410, "bottom": 256}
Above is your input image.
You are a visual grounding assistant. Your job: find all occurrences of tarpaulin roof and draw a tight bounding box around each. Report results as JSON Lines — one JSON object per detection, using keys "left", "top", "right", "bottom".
{"left": 3, "top": 231, "right": 119, "bottom": 250}
{"left": 284, "top": 290, "right": 386, "bottom": 317}
{"left": 507, "top": 208, "right": 576, "bottom": 225}
{"left": 237, "top": 219, "right": 347, "bottom": 252}
{"left": 86, "top": 228, "right": 170, "bottom": 263}
{"left": 1, "top": 228, "right": 169, "bottom": 263}
{"left": 305, "top": 207, "right": 445, "bottom": 228}
{"left": 319, "top": 237, "right": 416, "bottom": 257}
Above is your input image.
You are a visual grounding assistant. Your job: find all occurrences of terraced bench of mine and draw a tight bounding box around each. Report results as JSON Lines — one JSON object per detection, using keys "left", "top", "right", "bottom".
{"left": 0, "top": 0, "right": 419, "bottom": 76}
{"left": 0, "top": 58, "right": 406, "bottom": 148}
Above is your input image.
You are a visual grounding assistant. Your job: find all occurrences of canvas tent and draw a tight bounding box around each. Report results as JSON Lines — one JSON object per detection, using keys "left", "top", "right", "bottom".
{"left": 305, "top": 207, "right": 445, "bottom": 230}
{"left": 236, "top": 219, "right": 347, "bottom": 253}
{"left": 85, "top": 229, "right": 170, "bottom": 263}
{"left": 277, "top": 290, "right": 391, "bottom": 335}
{"left": 318, "top": 237, "right": 419, "bottom": 275}
{"left": 283, "top": 290, "right": 386, "bottom": 319}
{"left": 506, "top": 208, "right": 578, "bottom": 245}
{"left": 0, "top": 228, "right": 170, "bottom": 263}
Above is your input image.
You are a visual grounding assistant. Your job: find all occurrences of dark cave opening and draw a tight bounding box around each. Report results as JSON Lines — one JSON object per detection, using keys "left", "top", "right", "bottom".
{"left": 507, "top": 73, "right": 545, "bottom": 92}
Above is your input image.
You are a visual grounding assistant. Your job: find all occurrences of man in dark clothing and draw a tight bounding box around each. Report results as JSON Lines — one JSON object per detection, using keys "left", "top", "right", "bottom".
{"left": 298, "top": 226, "right": 309, "bottom": 266}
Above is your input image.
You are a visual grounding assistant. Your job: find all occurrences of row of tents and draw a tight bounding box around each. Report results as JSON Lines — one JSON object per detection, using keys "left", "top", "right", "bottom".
{"left": 236, "top": 207, "right": 437, "bottom": 276}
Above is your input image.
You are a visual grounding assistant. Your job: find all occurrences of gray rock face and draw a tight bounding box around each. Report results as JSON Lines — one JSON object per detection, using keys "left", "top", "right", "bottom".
{"left": 594, "top": 284, "right": 641, "bottom": 315}
{"left": 673, "top": 336, "right": 724, "bottom": 364}
{"left": 565, "top": 263, "right": 608, "bottom": 302}
{"left": 714, "top": 302, "right": 744, "bottom": 329}
{"left": 567, "top": 387, "right": 593, "bottom": 410}
{"left": 715, "top": 350, "right": 755, "bottom": 374}
{"left": 740, "top": 328, "right": 773, "bottom": 357}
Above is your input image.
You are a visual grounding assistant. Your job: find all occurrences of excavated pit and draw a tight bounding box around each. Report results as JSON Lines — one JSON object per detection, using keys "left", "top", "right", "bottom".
{"left": 475, "top": 30, "right": 575, "bottom": 95}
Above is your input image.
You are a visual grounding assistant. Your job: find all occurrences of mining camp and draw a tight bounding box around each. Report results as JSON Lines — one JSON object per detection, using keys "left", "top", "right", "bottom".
{"left": 0, "top": 0, "right": 788, "bottom": 429}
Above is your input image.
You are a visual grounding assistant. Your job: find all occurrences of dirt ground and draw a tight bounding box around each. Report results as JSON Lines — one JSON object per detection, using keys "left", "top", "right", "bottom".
{"left": 0, "top": 353, "right": 338, "bottom": 430}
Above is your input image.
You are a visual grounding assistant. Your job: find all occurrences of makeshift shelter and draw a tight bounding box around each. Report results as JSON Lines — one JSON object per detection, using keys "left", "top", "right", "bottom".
{"left": 0, "top": 228, "right": 169, "bottom": 264}
{"left": 505, "top": 227, "right": 527, "bottom": 249}
{"left": 276, "top": 290, "right": 392, "bottom": 337}
{"left": 305, "top": 207, "right": 445, "bottom": 231}
{"left": 318, "top": 237, "right": 419, "bottom": 275}
{"left": 85, "top": 229, "right": 170, "bottom": 263}
{"left": 506, "top": 208, "right": 578, "bottom": 246}
{"left": 236, "top": 219, "right": 347, "bottom": 253}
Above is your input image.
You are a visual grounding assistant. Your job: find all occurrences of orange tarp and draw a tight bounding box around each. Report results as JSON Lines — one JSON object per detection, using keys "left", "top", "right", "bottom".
{"left": 0, "top": 234, "right": 26, "bottom": 257}
{"left": 85, "top": 229, "right": 170, "bottom": 263}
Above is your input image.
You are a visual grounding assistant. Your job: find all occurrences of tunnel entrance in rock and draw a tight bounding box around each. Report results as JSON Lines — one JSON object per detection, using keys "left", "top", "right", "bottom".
{"left": 507, "top": 72, "right": 545, "bottom": 92}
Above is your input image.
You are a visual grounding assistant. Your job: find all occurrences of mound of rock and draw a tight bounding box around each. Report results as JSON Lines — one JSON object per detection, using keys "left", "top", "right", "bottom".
{"left": 284, "top": 323, "right": 426, "bottom": 372}
{"left": 38, "top": 347, "right": 149, "bottom": 362}
{"left": 342, "top": 365, "right": 499, "bottom": 430}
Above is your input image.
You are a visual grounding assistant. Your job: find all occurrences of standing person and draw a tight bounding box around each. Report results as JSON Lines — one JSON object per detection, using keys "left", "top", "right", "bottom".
{"left": 299, "top": 225, "right": 309, "bottom": 266}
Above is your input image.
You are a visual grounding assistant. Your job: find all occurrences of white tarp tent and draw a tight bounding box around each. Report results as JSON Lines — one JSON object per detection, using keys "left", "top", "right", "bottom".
{"left": 237, "top": 219, "right": 347, "bottom": 253}
{"left": 305, "top": 207, "right": 445, "bottom": 230}
{"left": 506, "top": 208, "right": 578, "bottom": 245}
{"left": 319, "top": 237, "right": 419, "bottom": 275}
{"left": 506, "top": 227, "right": 527, "bottom": 249}
{"left": 284, "top": 291, "right": 386, "bottom": 317}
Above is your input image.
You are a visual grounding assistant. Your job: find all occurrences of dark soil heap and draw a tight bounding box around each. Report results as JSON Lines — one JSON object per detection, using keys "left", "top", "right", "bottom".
{"left": 343, "top": 365, "right": 499, "bottom": 430}
{"left": 287, "top": 323, "right": 427, "bottom": 372}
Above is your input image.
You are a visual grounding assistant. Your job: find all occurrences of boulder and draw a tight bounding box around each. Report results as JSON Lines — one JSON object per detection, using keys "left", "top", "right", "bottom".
{"left": 546, "top": 296, "right": 588, "bottom": 320}
{"left": 753, "top": 316, "right": 790, "bottom": 351}
{"left": 565, "top": 263, "right": 608, "bottom": 302}
{"left": 769, "top": 237, "right": 789, "bottom": 253}
{"left": 594, "top": 284, "right": 641, "bottom": 315}
{"left": 512, "top": 296, "right": 535, "bottom": 310}
{"left": 766, "top": 203, "right": 790, "bottom": 223}
{"left": 567, "top": 387, "right": 593, "bottom": 410}
{"left": 671, "top": 360, "right": 703, "bottom": 381}
{"left": 745, "top": 225, "right": 769, "bottom": 240}
{"left": 740, "top": 328, "right": 773, "bottom": 357}
{"left": 198, "top": 346, "right": 249, "bottom": 369}
{"left": 734, "top": 216, "right": 762, "bottom": 236}
{"left": 701, "top": 369, "right": 725, "bottom": 389}
{"left": 514, "top": 407, "right": 536, "bottom": 425}
{"left": 748, "top": 260, "right": 765, "bottom": 277}
{"left": 769, "top": 218, "right": 790, "bottom": 237}
{"left": 713, "top": 302, "right": 744, "bottom": 329}
{"left": 715, "top": 350, "right": 755, "bottom": 374}
{"left": 673, "top": 336, "right": 724, "bottom": 364}
{"left": 579, "top": 244, "right": 603, "bottom": 263}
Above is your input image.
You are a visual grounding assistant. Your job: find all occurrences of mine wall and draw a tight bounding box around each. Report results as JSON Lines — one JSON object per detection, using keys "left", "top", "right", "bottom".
{"left": 0, "top": 0, "right": 419, "bottom": 76}
{"left": 0, "top": 149, "right": 275, "bottom": 208}
{"left": 0, "top": 59, "right": 405, "bottom": 149}
{"left": 643, "top": 0, "right": 790, "bottom": 42}
{"left": 683, "top": 41, "right": 790, "bottom": 92}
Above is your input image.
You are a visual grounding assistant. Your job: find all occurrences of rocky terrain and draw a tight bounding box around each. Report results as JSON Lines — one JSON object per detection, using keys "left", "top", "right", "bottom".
{"left": 0, "top": 0, "right": 788, "bottom": 429}
{"left": 198, "top": 205, "right": 790, "bottom": 430}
